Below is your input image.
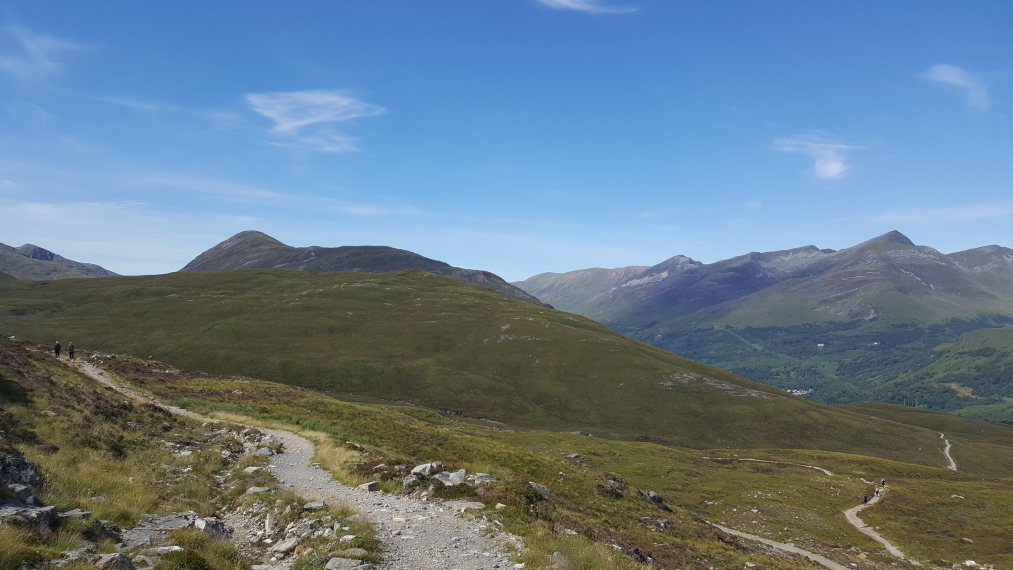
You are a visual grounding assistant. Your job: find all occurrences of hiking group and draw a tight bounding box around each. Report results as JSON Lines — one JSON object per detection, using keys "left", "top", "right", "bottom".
{"left": 54, "top": 341, "right": 75, "bottom": 361}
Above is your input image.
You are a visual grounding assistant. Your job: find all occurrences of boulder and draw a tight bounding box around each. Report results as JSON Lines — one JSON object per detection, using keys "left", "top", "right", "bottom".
{"left": 0, "top": 504, "right": 58, "bottom": 529}
{"left": 120, "top": 513, "right": 198, "bottom": 548}
{"left": 96, "top": 553, "right": 135, "bottom": 570}
{"left": 444, "top": 500, "right": 485, "bottom": 513}
{"left": 255, "top": 448, "right": 275, "bottom": 457}
{"left": 529, "top": 482, "right": 552, "bottom": 500}
{"left": 268, "top": 537, "right": 300, "bottom": 554}
{"left": 303, "top": 500, "right": 326, "bottom": 512}
{"left": 432, "top": 469, "right": 467, "bottom": 487}
{"left": 0, "top": 456, "right": 44, "bottom": 488}
{"left": 356, "top": 481, "right": 378, "bottom": 492}
{"left": 246, "top": 486, "right": 271, "bottom": 494}
{"left": 410, "top": 461, "right": 444, "bottom": 477}
{"left": 402, "top": 474, "right": 422, "bottom": 490}
{"left": 324, "top": 558, "right": 362, "bottom": 570}
{"left": 243, "top": 466, "right": 263, "bottom": 474}
{"left": 58, "top": 508, "right": 92, "bottom": 521}
{"left": 194, "top": 516, "right": 227, "bottom": 541}
{"left": 647, "top": 491, "right": 665, "bottom": 505}
{"left": 332, "top": 548, "right": 368, "bottom": 558}
{"left": 7, "top": 483, "right": 32, "bottom": 503}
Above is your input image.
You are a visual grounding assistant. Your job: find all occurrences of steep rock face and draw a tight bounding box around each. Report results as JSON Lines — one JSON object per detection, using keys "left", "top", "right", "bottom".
{"left": 0, "top": 243, "right": 118, "bottom": 280}
{"left": 182, "top": 231, "right": 544, "bottom": 305}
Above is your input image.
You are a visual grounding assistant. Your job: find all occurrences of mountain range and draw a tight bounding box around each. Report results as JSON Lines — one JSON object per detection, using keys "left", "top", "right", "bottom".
{"left": 0, "top": 242, "right": 118, "bottom": 280}
{"left": 515, "top": 231, "right": 1013, "bottom": 418}
{"left": 182, "top": 230, "right": 542, "bottom": 305}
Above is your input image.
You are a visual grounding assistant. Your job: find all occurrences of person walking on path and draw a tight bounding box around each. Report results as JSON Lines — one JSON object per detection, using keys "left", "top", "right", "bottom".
{"left": 862, "top": 495, "right": 868, "bottom": 504}
{"left": 54, "top": 341, "right": 61, "bottom": 358}
{"left": 68, "top": 343, "right": 75, "bottom": 361}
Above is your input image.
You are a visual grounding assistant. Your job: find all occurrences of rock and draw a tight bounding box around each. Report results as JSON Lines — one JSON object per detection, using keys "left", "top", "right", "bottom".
{"left": 529, "top": 481, "right": 552, "bottom": 500}
{"left": 402, "top": 474, "right": 422, "bottom": 490}
{"left": 647, "top": 491, "right": 665, "bottom": 505}
{"left": 444, "top": 500, "right": 485, "bottom": 513}
{"left": 961, "top": 537, "right": 975, "bottom": 544}
{"left": 356, "top": 481, "right": 378, "bottom": 492}
{"left": 324, "top": 558, "right": 362, "bottom": 570}
{"left": 246, "top": 486, "right": 271, "bottom": 494}
{"left": 58, "top": 508, "right": 92, "bottom": 521}
{"left": 6, "top": 483, "right": 32, "bottom": 503}
{"left": 333, "top": 548, "right": 368, "bottom": 558}
{"left": 0, "top": 504, "right": 57, "bottom": 529}
{"left": 465, "top": 472, "right": 494, "bottom": 486}
{"left": 267, "top": 537, "right": 300, "bottom": 554}
{"left": 495, "top": 503, "right": 507, "bottom": 510}
{"left": 84, "top": 519, "right": 123, "bottom": 543}
{"left": 303, "top": 500, "right": 326, "bottom": 512}
{"left": 265, "top": 512, "right": 275, "bottom": 535}
{"left": 96, "top": 553, "right": 135, "bottom": 570}
{"left": 339, "top": 534, "right": 357, "bottom": 543}
{"left": 243, "top": 466, "right": 263, "bottom": 474}
{"left": 194, "top": 516, "right": 227, "bottom": 540}
{"left": 433, "top": 469, "right": 467, "bottom": 487}
{"left": 0, "top": 456, "right": 44, "bottom": 488}
{"left": 255, "top": 448, "right": 275, "bottom": 457}
{"left": 410, "top": 461, "right": 444, "bottom": 476}
{"left": 120, "top": 513, "right": 198, "bottom": 548}
{"left": 140, "top": 546, "right": 184, "bottom": 556}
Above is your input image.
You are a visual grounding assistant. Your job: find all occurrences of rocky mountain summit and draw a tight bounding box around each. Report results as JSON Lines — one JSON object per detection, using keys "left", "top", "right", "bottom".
{"left": 182, "top": 231, "right": 543, "bottom": 305}
{"left": 0, "top": 242, "right": 118, "bottom": 280}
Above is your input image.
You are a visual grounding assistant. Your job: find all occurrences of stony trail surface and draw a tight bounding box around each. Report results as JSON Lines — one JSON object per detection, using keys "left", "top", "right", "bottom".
{"left": 71, "top": 360, "right": 523, "bottom": 570}
{"left": 842, "top": 488, "right": 912, "bottom": 563}
{"left": 940, "top": 432, "right": 958, "bottom": 471}
{"left": 711, "top": 524, "right": 850, "bottom": 570}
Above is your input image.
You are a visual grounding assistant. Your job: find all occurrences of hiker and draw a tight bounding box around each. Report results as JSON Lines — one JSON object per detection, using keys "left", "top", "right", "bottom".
{"left": 875, "top": 487, "right": 880, "bottom": 497}
{"left": 54, "top": 341, "right": 61, "bottom": 358}
{"left": 881, "top": 478, "right": 887, "bottom": 486}
{"left": 863, "top": 495, "right": 868, "bottom": 504}
{"left": 68, "top": 343, "right": 75, "bottom": 361}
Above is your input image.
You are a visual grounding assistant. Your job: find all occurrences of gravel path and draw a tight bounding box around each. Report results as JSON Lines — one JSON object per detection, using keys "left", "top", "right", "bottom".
{"left": 940, "top": 432, "right": 958, "bottom": 471}
{"left": 711, "top": 523, "right": 850, "bottom": 570}
{"left": 72, "top": 361, "right": 523, "bottom": 570}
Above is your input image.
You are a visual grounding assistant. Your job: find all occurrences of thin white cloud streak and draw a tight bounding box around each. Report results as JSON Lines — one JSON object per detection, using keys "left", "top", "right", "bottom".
{"left": 534, "top": 0, "right": 638, "bottom": 14}
{"left": 922, "top": 64, "right": 990, "bottom": 111}
{"left": 871, "top": 202, "right": 1013, "bottom": 224}
{"left": 0, "top": 24, "right": 85, "bottom": 81}
{"left": 245, "top": 90, "right": 385, "bottom": 153}
{"left": 773, "top": 134, "right": 863, "bottom": 180}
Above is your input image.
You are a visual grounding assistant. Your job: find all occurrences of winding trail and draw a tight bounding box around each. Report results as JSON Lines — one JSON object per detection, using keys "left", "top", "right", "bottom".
{"left": 707, "top": 456, "right": 916, "bottom": 568}
{"left": 940, "top": 432, "right": 958, "bottom": 471}
{"left": 71, "top": 361, "right": 521, "bottom": 570}
{"left": 712, "top": 524, "right": 850, "bottom": 570}
{"left": 843, "top": 489, "right": 909, "bottom": 561}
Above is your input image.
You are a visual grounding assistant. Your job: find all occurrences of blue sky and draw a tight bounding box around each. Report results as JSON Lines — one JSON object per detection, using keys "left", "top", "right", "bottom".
{"left": 1, "top": 0, "right": 1010, "bottom": 280}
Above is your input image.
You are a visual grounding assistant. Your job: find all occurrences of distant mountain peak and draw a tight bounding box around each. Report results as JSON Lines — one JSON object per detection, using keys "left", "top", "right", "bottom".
{"left": 16, "top": 244, "right": 57, "bottom": 262}
{"left": 859, "top": 230, "right": 915, "bottom": 248}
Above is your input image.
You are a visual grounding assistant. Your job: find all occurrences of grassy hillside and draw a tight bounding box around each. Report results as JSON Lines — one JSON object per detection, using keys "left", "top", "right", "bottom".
{"left": 0, "top": 269, "right": 987, "bottom": 464}
{"left": 89, "top": 347, "right": 1013, "bottom": 569}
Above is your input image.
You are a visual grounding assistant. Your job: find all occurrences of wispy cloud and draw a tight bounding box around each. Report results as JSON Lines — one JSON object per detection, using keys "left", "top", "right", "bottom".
{"left": 921, "top": 64, "right": 990, "bottom": 111}
{"left": 245, "top": 90, "right": 385, "bottom": 153}
{"left": 0, "top": 24, "right": 85, "bottom": 81}
{"left": 533, "top": 0, "right": 638, "bottom": 14}
{"left": 773, "top": 134, "right": 864, "bottom": 180}
{"left": 871, "top": 201, "right": 1013, "bottom": 224}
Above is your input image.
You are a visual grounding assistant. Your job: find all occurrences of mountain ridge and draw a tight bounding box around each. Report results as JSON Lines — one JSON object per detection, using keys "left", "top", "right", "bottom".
{"left": 182, "top": 230, "right": 543, "bottom": 305}
{"left": 0, "top": 242, "right": 118, "bottom": 280}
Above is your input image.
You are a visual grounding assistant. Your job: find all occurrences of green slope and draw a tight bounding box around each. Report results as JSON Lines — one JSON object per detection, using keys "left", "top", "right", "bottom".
{"left": 0, "top": 269, "right": 983, "bottom": 463}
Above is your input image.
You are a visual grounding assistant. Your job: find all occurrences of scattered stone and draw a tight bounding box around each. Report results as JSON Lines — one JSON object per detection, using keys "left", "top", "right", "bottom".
{"left": 6, "top": 483, "right": 32, "bottom": 503}
{"left": 0, "top": 504, "right": 57, "bottom": 529}
{"left": 332, "top": 547, "right": 368, "bottom": 558}
{"left": 647, "top": 491, "right": 665, "bottom": 505}
{"left": 267, "top": 537, "right": 300, "bottom": 554}
{"left": 356, "top": 481, "right": 378, "bottom": 492}
{"left": 433, "top": 469, "right": 467, "bottom": 487}
{"left": 84, "top": 519, "right": 122, "bottom": 543}
{"left": 402, "top": 474, "right": 422, "bottom": 490}
{"left": 96, "top": 553, "right": 135, "bottom": 570}
{"left": 324, "top": 558, "right": 361, "bottom": 570}
{"left": 120, "top": 513, "right": 199, "bottom": 548}
{"left": 529, "top": 481, "right": 552, "bottom": 500}
{"left": 549, "top": 551, "right": 572, "bottom": 568}
{"left": 339, "top": 534, "right": 357, "bottom": 543}
{"left": 410, "top": 461, "right": 444, "bottom": 476}
{"left": 303, "top": 500, "right": 326, "bottom": 512}
{"left": 243, "top": 466, "right": 264, "bottom": 474}
{"left": 255, "top": 448, "right": 275, "bottom": 457}
{"left": 246, "top": 486, "right": 271, "bottom": 494}
{"left": 195, "top": 516, "right": 227, "bottom": 540}
{"left": 961, "top": 537, "right": 975, "bottom": 544}
{"left": 444, "top": 500, "right": 485, "bottom": 513}
{"left": 495, "top": 503, "right": 507, "bottom": 510}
